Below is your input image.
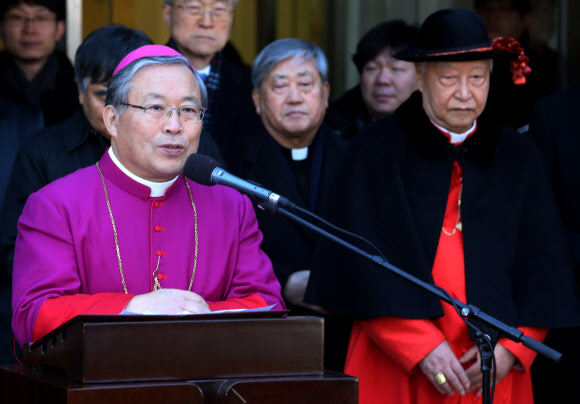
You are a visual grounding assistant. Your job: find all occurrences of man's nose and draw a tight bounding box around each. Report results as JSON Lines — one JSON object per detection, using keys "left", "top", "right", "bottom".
{"left": 377, "top": 67, "right": 393, "bottom": 85}
{"left": 286, "top": 85, "right": 303, "bottom": 103}
{"left": 22, "top": 18, "right": 39, "bottom": 32}
{"left": 163, "top": 111, "right": 184, "bottom": 133}
{"left": 455, "top": 79, "right": 472, "bottom": 100}
{"left": 198, "top": 10, "right": 214, "bottom": 27}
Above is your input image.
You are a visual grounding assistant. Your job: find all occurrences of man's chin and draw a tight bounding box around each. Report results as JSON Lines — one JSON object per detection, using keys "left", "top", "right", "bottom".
{"left": 183, "top": 42, "right": 223, "bottom": 58}
{"left": 155, "top": 166, "right": 185, "bottom": 182}
{"left": 373, "top": 105, "right": 398, "bottom": 117}
{"left": 446, "top": 120, "right": 477, "bottom": 133}
{"left": 12, "top": 51, "right": 51, "bottom": 64}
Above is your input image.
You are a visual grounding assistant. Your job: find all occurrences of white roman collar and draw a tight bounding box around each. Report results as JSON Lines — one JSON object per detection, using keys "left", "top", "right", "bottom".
{"left": 291, "top": 147, "right": 308, "bottom": 161}
{"left": 196, "top": 65, "right": 211, "bottom": 78}
{"left": 431, "top": 120, "right": 477, "bottom": 144}
{"left": 108, "top": 148, "right": 178, "bottom": 197}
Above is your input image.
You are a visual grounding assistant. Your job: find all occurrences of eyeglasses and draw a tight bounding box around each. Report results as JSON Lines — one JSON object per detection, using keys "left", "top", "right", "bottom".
{"left": 122, "top": 103, "right": 205, "bottom": 122}
{"left": 172, "top": 1, "right": 233, "bottom": 22}
{"left": 3, "top": 14, "right": 57, "bottom": 27}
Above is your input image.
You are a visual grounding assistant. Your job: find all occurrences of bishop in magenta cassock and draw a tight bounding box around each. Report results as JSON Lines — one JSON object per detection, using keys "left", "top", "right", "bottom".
{"left": 11, "top": 45, "right": 285, "bottom": 347}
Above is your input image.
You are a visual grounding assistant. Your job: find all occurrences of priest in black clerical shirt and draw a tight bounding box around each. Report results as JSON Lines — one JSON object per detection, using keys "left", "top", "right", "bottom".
{"left": 226, "top": 38, "right": 350, "bottom": 372}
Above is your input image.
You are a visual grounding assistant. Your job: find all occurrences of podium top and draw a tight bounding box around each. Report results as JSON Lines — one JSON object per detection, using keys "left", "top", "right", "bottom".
{"left": 27, "top": 309, "right": 289, "bottom": 351}
{"left": 23, "top": 312, "right": 322, "bottom": 384}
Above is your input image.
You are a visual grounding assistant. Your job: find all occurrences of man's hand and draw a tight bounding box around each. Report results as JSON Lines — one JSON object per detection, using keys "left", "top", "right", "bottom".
{"left": 283, "top": 270, "right": 328, "bottom": 314}
{"left": 124, "top": 288, "right": 210, "bottom": 314}
{"left": 419, "top": 340, "right": 470, "bottom": 396}
{"left": 460, "top": 343, "right": 517, "bottom": 396}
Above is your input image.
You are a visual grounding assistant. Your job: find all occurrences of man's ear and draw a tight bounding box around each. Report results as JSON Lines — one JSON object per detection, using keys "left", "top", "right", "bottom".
{"left": 251, "top": 88, "right": 261, "bottom": 114}
{"left": 162, "top": 3, "right": 171, "bottom": 28}
{"left": 322, "top": 81, "right": 330, "bottom": 108}
{"left": 103, "top": 105, "right": 119, "bottom": 140}
{"left": 55, "top": 20, "right": 66, "bottom": 42}
{"left": 77, "top": 77, "right": 85, "bottom": 106}
{"left": 415, "top": 64, "right": 424, "bottom": 93}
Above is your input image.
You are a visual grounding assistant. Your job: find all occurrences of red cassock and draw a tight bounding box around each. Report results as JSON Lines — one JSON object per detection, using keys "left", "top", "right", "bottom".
{"left": 344, "top": 159, "right": 546, "bottom": 404}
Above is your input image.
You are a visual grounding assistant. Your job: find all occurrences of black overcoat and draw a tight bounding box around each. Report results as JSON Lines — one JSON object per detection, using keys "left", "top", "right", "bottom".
{"left": 305, "top": 91, "right": 580, "bottom": 329}
{"left": 527, "top": 85, "right": 580, "bottom": 404}
{"left": 208, "top": 56, "right": 257, "bottom": 165}
{"left": 228, "top": 122, "right": 348, "bottom": 289}
{"left": 528, "top": 85, "right": 580, "bottom": 279}
{"left": 0, "top": 50, "right": 79, "bottom": 126}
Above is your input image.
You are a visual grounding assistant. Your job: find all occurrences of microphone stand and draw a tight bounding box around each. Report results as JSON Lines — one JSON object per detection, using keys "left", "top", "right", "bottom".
{"left": 260, "top": 203, "right": 562, "bottom": 404}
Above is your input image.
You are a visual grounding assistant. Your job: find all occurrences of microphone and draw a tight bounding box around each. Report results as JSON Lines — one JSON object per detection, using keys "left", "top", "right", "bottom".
{"left": 183, "top": 153, "right": 296, "bottom": 209}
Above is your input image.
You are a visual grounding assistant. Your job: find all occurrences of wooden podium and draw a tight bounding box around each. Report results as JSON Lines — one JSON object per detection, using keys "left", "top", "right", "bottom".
{"left": 0, "top": 312, "right": 358, "bottom": 403}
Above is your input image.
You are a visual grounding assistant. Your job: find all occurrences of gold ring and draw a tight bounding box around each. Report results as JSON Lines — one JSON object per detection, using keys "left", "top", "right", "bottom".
{"left": 434, "top": 372, "right": 446, "bottom": 385}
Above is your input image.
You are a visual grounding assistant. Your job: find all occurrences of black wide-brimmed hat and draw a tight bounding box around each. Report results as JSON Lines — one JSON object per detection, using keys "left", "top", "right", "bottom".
{"left": 395, "top": 8, "right": 518, "bottom": 62}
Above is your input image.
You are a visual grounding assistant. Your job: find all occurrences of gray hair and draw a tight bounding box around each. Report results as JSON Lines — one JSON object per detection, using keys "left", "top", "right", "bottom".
{"left": 251, "top": 38, "right": 329, "bottom": 90}
{"left": 105, "top": 55, "right": 207, "bottom": 117}
{"left": 163, "top": 0, "right": 239, "bottom": 7}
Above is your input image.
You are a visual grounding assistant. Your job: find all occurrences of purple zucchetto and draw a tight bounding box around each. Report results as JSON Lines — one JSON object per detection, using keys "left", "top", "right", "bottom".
{"left": 112, "top": 44, "right": 192, "bottom": 76}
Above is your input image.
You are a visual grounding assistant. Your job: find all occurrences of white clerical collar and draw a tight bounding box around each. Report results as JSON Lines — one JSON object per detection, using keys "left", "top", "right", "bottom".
{"left": 108, "top": 148, "right": 178, "bottom": 197}
{"left": 291, "top": 147, "right": 308, "bottom": 161}
{"left": 430, "top": 120, "right": 477, "bottom": 144}
{"left": 197, "top": 65, "right": 211, "bottom": 78}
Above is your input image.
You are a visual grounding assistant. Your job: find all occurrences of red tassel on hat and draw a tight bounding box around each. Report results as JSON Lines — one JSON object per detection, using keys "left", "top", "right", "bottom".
{"left": 491, "top": 37, "right": 532, "bottom": 85}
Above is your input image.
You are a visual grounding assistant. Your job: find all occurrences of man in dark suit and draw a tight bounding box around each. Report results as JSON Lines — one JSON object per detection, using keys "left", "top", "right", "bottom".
{"left": 162, "top": 0, "right": 255, "bottom": 165}
{"left": 0, "top": 0, "right": 78, "bottom": 126}
{"left": 326, "top": 20, "right": 418, "bottom": 140}
{"left": 527, "top": 85, "right": 580, "bottom": 404}
{"left": 227, "top": 38, "right": 350, "bottom": 371}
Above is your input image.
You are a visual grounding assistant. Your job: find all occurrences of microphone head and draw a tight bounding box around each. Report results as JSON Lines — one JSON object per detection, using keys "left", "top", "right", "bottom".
{"left": 183, "top": 153, "right": 220, "bottom": 186}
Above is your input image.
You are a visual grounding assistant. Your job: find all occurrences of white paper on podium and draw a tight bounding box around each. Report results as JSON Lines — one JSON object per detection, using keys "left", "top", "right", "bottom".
{"left": 120, "top": 304, "right": 277, "bottom": 316}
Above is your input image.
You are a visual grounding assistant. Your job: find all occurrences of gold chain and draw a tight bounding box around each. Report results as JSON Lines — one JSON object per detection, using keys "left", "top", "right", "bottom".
{"left": 96, "top": 162, "right": 198, "bottom": 293}
{"left": 184, "top": 178, "right": 199, "bottom": 292}
{"left": 441, "top": 178, "right": 463, "bottom": 236}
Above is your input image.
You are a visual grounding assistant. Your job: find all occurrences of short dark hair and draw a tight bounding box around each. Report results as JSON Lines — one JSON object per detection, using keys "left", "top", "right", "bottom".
{"left": 0, "top": 0, "right": 66, "bottom": 21}
{"left": 352, "top": 20, "right": 419, "bottom": 74}
{"left": 474, "top": 0, "right": 531, "bottom": 16}
{"left": 74, "top": 25, "right": 152, "bottom": 94}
